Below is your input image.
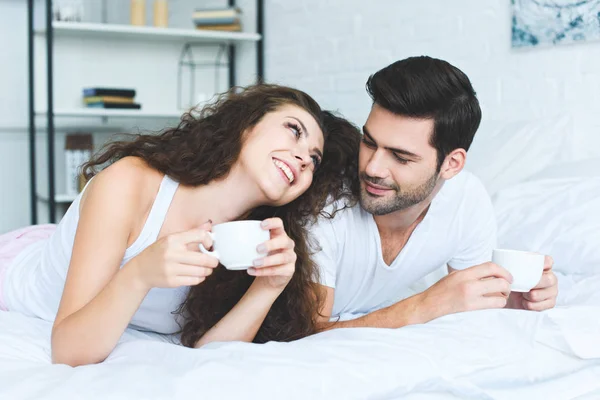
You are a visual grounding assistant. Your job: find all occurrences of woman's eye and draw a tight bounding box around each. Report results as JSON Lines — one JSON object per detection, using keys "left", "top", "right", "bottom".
{"left": 311, "top": 155, "right": 322, "bottom": 170}
{"left": 287, "top": 122, "right": 302, "bottom": 138}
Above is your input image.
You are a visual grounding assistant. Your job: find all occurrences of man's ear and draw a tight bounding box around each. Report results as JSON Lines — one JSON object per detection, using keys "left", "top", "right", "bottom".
{"left": 439, "top": 148, "right": 466, "bottom": 180}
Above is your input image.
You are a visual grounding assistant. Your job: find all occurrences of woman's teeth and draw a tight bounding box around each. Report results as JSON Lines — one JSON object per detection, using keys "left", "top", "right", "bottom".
{"left": 273, "top": 159, "right": 294, "bottom": 184}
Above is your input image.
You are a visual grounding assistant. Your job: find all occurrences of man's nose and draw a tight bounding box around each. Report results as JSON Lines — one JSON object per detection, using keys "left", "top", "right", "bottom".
{"left": 364, "top": 149, "right": 388, "bottom": 178}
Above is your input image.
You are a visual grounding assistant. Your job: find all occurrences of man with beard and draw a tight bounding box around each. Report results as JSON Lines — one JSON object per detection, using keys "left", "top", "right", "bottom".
{"left": 314, "top": 56, "right": 559, "bottom": 329}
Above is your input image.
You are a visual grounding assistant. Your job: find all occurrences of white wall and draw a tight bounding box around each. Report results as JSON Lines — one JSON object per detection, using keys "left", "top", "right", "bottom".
{"left": 0, "top": 0, "right": 258, "bottom": 233}
{"left": 264, "top": 0, "right": 600, "bottom": 153}
{"left": 2, "top": 0, "right": 599, "bottom": 233}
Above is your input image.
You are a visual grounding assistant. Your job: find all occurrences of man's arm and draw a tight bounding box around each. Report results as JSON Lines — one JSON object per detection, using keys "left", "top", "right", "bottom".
{"left": 316, "top": 262, "right": 513, "bottom": 331}
{"left": 316, "top": 285, "right": 424, "bottom": 330}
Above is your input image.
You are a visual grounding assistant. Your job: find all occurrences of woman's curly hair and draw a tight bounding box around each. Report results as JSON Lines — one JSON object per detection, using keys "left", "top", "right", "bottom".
{"left": 82, "top": 84, "right": 361, "bottom": 346}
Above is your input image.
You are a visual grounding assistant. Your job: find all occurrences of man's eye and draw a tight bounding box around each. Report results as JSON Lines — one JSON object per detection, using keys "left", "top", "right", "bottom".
{"left": 362, "top": 138, "right": 376, "bottom": 148}
{"left": 393, "top": 154, "right": 409, "bottom": 164}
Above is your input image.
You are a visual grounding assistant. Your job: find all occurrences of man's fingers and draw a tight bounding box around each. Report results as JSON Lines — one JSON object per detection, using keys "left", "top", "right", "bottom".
{"left": 468, "top": 262, "right": 514, "bottom": 283}
{"left": 533, "top": 270, "right": 557, "bottom": 290}
{"left": 478, "top": 277, "right": 511, "bottom": 297}
{"left": 543, "top": 255, "right": 554, "bottom": 271}
{"left": 522, "top": 286, "right": 558, "bottom": 303}
{"left": 522, "top": 298, "right": 556, "bottom": 312}
{"left": 473, "top": 295, "right": 508, "bottom": 311}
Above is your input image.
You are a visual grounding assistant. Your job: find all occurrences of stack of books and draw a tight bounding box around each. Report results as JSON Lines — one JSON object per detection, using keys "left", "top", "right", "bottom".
{"left": 83, "top": 88, "right": 141, "bottom": 110}
{"left": 193, "top": 7, "right": 242, "bottom": 32}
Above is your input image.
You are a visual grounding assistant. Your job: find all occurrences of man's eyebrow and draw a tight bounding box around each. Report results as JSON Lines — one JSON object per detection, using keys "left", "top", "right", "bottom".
{"left": 362, "top": 126, "right": 422, "bottom": 160}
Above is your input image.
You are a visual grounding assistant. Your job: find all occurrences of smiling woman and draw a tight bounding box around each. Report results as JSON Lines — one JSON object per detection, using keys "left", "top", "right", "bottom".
{"left": 0, "top": 83, "right": 361, "bottom": 366}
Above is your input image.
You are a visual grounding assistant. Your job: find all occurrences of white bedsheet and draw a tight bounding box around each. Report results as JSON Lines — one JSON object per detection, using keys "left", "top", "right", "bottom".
{"left": 1, "top": 176, "right": 599, "bottom": 399}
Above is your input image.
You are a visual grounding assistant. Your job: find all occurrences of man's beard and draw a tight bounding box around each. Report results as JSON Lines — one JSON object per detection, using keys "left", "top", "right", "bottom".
{"left": 359, "top": 170, "right": 439, "bottom": 216}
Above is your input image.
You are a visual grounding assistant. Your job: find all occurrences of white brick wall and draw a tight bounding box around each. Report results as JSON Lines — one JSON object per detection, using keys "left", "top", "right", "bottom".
{"left": 265, "top": 0, "right": 600, "bottom": 140}
{"left": 1, "top": 0, "right": 599, "bottom": 232}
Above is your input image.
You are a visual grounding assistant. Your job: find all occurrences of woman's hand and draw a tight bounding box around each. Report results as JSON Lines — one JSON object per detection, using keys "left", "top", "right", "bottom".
{"left": 248, "top": 218, "right": 296, "bottom": 291}
{"left": 130, "top": 222, "right": 220, "bottom": 290}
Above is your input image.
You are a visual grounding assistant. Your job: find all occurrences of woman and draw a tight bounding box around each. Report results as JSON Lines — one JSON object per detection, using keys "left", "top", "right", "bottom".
{"left": 0, "top": 84, "right": 359, "bottom": 366}
{"left": 177, "top": 109, "right": 360, "bottom": 348}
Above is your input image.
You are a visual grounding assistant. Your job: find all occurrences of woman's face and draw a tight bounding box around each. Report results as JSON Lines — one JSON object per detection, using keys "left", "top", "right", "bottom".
{"left": 239, "top": 104, "right": 325, "bottom": 206}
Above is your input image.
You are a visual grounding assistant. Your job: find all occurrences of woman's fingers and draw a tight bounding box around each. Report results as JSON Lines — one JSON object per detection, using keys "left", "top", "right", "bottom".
{"left": 248, "top": 264, "right": 294, "bottom": 277}
{"left": 176, "top": 264, "right": 216, "bottom": 278}
{"left": 257, "top": 235, "right": 294, "bottom": 255}
{"left": 261, "top": 217, "right": 285, "bottom": 236}
{"left": 253, "top": 251, "right": 296, "bottom": 268}
{"left": 175, "top": 251, "right": 219, "bottom": 268}
{"left": 174, "top": 276, "right": 206, "bottom": 287}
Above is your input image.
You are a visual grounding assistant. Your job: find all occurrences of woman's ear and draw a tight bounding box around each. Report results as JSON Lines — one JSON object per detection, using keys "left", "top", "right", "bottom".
{"left": 439, "top": 148, "right": 466, "bottom": 180}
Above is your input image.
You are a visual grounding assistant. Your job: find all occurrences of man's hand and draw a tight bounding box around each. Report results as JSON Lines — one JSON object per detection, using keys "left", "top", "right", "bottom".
{"left": 415, "top": 262, "right": 513, "bottom": 323}
{"left": 506, "top": 255, "right": 558, "bottom": 311}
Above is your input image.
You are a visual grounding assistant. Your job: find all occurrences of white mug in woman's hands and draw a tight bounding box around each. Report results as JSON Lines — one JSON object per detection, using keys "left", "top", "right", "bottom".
{"left": 199, "top": 220, "right": 270, "bottom": 270}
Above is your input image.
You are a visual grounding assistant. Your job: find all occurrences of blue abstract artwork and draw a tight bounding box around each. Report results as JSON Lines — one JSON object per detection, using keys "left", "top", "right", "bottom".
{"left": 512, "top": 0, "right": 600, "bottom": 48}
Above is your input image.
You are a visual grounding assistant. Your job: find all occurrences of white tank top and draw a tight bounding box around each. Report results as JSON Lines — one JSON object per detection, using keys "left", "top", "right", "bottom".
{"left": 3, "top": 175, "right": 187, "bottom": 334}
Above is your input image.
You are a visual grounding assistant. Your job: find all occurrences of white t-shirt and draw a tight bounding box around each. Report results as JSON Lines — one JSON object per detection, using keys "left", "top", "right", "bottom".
{"left": 311, "top": 170, "right": 497, "bottom": 319}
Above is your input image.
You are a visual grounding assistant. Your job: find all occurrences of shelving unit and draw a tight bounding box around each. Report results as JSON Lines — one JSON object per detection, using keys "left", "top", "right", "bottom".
{"left": 27, "top": 0, "right": 265, "bottom": 224}
{"left": 35, "top": 108, "right": 184, "bottom": 119}
{"left": 42, "top": 21, "right": 262, "bottom": 43}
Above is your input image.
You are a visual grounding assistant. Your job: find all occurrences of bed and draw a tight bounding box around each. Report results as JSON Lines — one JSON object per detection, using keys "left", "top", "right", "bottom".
{"left": 1, "top": 115, "right": 599, "bottom": 399}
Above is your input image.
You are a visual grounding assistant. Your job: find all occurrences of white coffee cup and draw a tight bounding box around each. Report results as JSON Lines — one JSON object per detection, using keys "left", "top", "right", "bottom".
{"left": 492, "top": 249, "right": 545, "bottom": 292}
{"left": 199, "top": 220, "right": 270, "bottom": 270}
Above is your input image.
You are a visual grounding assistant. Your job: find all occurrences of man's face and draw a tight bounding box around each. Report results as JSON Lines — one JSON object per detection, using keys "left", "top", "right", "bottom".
{"left": 359, "top": 104, "right": 441, "bottom": 216}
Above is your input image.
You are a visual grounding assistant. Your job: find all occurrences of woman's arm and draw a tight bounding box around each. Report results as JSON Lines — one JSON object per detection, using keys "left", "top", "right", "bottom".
{"left": 194, "top": 280, "right": 282, "bottom": 347}
{"left": 52, "top": 159, "right": 218, "bottom": 366}
{"left": 51, "top": 159, "right": 154, "bottom": 366}
{"left": 194, "top": 218, "right": 293, "bottom": 347}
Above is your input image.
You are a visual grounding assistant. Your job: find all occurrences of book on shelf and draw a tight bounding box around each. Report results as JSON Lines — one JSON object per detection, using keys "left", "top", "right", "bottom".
{"left": 196, "top": 24, "right": 242, "bottom": 32}
{"left": 192, "top": 7, "right": 241, "bottom": 20}
{"left": 193, "top": 17, "right": 240, "bottom": 26}
{"left": 65, "top": 133, "right": 93, "bottom": 196}
{"left": 86, "top": 103, "right": 142, "bottom": 109}
{"left": 83, "top": 96, "right": 135, "bottom": 104}
{"left": 82, "top": 88, "right": 136, "bottom": 98}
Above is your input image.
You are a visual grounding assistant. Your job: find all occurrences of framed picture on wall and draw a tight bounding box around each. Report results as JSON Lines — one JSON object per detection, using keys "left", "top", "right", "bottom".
{"left": 511, "top": 0, "right": 600, "bottom": 48}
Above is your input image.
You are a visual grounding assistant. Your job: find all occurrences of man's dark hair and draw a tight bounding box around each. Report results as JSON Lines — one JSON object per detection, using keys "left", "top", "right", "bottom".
{"left": 366, "top": 56, "right": 482, "bottom": 170}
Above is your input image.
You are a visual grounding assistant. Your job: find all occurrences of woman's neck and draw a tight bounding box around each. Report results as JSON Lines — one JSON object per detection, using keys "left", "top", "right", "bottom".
{"left": 178, "top": 166, "right": 264, "bottom": 227}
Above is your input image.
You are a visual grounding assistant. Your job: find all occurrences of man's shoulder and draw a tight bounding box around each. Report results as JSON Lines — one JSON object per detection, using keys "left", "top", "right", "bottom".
{"left": 441, "top": 169, "right": 491, "bottom": 204}
{"left": 314, "top": 198, "right": 365, "bottom": 231}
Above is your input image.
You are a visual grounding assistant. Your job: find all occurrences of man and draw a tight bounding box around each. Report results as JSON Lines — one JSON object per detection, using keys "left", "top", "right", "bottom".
{"left": 314, "top": 56, "right": 558, "bottom": 328}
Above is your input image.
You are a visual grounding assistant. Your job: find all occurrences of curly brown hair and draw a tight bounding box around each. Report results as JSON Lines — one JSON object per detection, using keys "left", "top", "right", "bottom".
{"left": 82, "top": 84, "right": 360, "bottom": 346}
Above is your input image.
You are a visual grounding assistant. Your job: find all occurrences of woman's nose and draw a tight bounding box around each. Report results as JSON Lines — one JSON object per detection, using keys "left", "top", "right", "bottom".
{"left": 295, "top": 154, "right": 309, "bottom": 170}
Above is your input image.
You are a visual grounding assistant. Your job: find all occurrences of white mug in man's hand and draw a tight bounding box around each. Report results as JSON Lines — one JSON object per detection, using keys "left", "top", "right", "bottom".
{"left": 199, "top": 220, "right": 270, "bottom": 270}
{"left": 492, "top": 249, "right": 545, "bottom": 292}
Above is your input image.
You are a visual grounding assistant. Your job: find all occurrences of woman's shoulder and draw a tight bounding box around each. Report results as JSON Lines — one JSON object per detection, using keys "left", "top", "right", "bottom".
{"left": 80, "top": 157, "right": 163, "bottom": 215}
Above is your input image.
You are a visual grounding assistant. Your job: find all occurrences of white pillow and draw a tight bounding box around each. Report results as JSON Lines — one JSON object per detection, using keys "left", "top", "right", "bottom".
{"left": 493, "top": 177, "right": 600, "bottom": 279}
{"left": 466, "top": 114, "right": 574, "bottom": 197}
{"left": 527, "top": 157, "right": 600, "bottom": 181}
